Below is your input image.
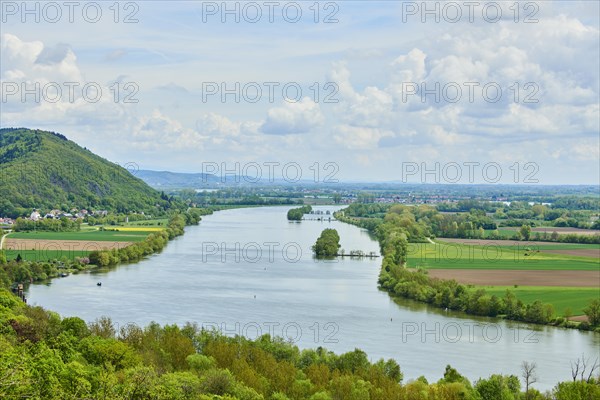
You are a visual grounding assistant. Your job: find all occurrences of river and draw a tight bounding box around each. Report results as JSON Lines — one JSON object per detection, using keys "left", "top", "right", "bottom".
{"left": 26, "top": 206, "right": 599, "bottom": 390}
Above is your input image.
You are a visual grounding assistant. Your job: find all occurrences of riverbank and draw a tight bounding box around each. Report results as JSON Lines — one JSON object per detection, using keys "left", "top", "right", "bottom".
{"left": 334, "top": 209, "right": 600, "bottom": 333}
{"left": 0, "top": 210, "right": 205, "bottom": 294}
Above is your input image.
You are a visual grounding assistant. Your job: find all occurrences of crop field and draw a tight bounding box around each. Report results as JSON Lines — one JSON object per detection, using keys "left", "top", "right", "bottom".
{"left": 2, "top": 227, "right": 160, "bottom": 262}
{"left": 8, "top": 230, "right": 152, "bottom": 242}
{"left": 426, "top": 269, "right": 599, "bottom": 288}
{"left": 107, "top": 226, "right": 164, "bottom": 232}
{"left": 4, "top": 249, "right": 91, "bottom": 262}
{"left": 121, "top": 218, "right": 169, "bottom": 227}
{"left": 482, "top": 286, "right": 600, "bottom": 316}
{"left": 407, "top": 240, "right": 599, "bottom": 317}
{"left": 500, "top": 226, "right": 600, "bottom": 236}
{"left": 407, "top": 242, "right": 599, "bottom": 271}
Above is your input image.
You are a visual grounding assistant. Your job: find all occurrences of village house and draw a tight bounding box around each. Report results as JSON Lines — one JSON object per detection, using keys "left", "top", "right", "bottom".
{"left": 29, "top": 210, "right": 41, "bottom": 221}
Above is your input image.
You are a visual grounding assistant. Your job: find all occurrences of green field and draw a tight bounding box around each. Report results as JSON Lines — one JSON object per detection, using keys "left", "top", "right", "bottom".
{"left": 4, "top": 249, "right": 91, "bottom": 262}
{"left": 483, "top": 286, "right": 600, "bottom": 316}
{"left": 483, "top": 229, "right": 516, "bottom": 238}
{"left": 3, "top": 227, "right": 161, "bottom": 262}
{"left": 119, "top": 218, "right": 168, "bottom": 227}
{"left": 407, "top": 242, "right": 599, "bottom": 271}
{"left": 8, "top": 230, "right": 151, "bottom": 242}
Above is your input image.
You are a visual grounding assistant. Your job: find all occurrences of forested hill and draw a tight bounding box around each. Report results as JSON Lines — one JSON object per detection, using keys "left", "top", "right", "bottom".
{"left": 0, "top": 128, "right": 174, "bottom": 217}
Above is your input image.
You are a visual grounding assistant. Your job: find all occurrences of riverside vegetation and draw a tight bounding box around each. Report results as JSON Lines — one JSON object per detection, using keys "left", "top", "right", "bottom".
{"left": 0, "top": 210, "right": 204, "bottom": 287}
{"left": 1, "top": 288, "right": 599, "bottom": 399}
{"left": 287, "top": 206, "right": 313, "bottom": 221}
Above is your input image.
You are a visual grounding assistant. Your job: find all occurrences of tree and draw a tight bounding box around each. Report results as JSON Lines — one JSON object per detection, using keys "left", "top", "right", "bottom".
{"left": 583, "top": 299, "right": 600, "bottom": 326}
{"left": 570, "top": 354, "right": 599, "bottom": 382}
{"left": 386, "top": 232, "right": 408, "bottom": 266}
{"left": 287, "top": 205, "right": 312, "bottom": 221}
{"left": 332, "top": 193, "right": 342, "bottom": 204}
{"left": 312, "top": 229, "right": 341, "bottom": 258}
{"left": 521, "top": 361, "right": 538, "bottom": 399}
{"left": 441, "top": 364, "right": 466, "bottom": 384}
{"left": 519, "top": 225, "right": 531, "bottom": 241}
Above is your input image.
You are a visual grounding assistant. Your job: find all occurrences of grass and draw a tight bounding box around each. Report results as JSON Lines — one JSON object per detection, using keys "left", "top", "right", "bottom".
{"left": 4, "top": 249, "right": 90, "bottom": 262}
{"left": 119, "top": 218, "right": 169, "bottom": 227}
{"left": 483, "top": 286, "right": 600, "bottom": 316}
{"left": 8, "top": 230, "right": 151, "bottom": 242}
{"left": 406, "top": 242, "right": 599, "bottom": 271}
{"left": 484, "top": 229, "right": 516, "bottom": 238}
{"left": 102, "top": 226, "right": 164, "bottom": 232}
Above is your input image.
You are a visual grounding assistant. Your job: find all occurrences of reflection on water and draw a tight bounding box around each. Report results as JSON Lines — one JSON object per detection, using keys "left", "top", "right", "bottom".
{"left": 27, "top": 206, "right": 599, "bottom": 390}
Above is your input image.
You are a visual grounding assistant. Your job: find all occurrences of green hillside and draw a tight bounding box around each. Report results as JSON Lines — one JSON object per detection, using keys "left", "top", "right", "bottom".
{"left": 0, "top": 128, "right": 174, "bottom": 217}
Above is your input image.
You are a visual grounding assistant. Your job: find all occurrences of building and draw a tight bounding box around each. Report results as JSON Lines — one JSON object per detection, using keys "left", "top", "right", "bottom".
{"left": 30, "top": 210, "right": 41, "bottom": 221}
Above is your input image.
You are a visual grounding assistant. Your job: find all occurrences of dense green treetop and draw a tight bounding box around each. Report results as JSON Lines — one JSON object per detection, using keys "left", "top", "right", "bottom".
{"left": 312, "top": 228, "right": 341, "bottom": 258}
{"left": 287, "top": 205, "right": 312, "bottom": 221}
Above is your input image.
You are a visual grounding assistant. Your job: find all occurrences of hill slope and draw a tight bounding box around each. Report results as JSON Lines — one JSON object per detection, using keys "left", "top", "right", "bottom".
{"left": 136, "top": 169, "right": 219, "bottom": 189}
{"left": 0, "top": 128, "right": 173, "bottom": 217}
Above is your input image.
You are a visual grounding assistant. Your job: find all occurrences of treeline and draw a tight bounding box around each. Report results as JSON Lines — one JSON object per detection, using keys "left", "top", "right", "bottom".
{"left": 13, "top": 217, "right": 81, "bottom": 232}
{"left": 1, "top": 289, "right": 598, "bottom": 399}
{"left": 287, "top": 205, "right": 312, "bottom": 221}
{"left": 378, "top": 263, "right": 600, "bottom": 330}
{"left": 438, "top": 199, "right": 600, "bottom": 230}
{"left": 0, "top": 256, "right": 90, "bottom": 288}
{"left": 339, "top": 203, "right": 600, "bottom": 244}
{"left": 89, "top": 212, "right": 201, "bottom": 267}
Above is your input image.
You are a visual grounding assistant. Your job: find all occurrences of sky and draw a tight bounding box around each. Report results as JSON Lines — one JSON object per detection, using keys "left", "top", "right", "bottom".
{"left": 1, "top": 1, "right": 599, "bottom": 184}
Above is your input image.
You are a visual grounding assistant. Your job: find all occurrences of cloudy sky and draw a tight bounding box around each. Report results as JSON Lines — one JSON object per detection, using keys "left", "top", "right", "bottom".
{"left": 1, "top": 1, "right": 599, "bottom": 184}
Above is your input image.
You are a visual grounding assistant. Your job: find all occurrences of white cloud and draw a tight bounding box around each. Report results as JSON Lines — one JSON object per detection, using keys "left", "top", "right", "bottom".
{"left": 132, "top": 110, "right": 206, "bottom": 150}
{"left": 260, "top": 97, "right": 324, "bottom": 135}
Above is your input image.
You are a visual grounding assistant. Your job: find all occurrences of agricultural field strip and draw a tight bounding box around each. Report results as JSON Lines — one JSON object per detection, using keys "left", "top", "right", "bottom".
{"left": 406, "top": 241, "right": 599, "bottom": 271}
{"left": 4, "top": 249, "right": 91, "bottom": 262}
{"left": 7, "top": 229, "right": 157, "bottom": 242}
{"left": 426, "top": 269, "right": 600, "bottom": 288}
{"left": 3, "top": 238, "right": 133, "bottom": 251}
{"left": 483, "top": 286, "right": 600, "bottom": 315}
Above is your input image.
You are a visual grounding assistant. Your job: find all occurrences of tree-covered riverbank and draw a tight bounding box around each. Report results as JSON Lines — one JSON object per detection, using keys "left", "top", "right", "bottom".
{"left": 0, "top": 210, "right": 205, "bottom": 289}
{"left": 334, "top": 205, "right": 600, "bottom": 332}
{"left": 0, "top": 288, "right": 598, "bottom": 399}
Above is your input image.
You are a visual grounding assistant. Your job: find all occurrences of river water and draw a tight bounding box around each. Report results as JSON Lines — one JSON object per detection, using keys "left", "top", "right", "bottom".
{"left": 26, "top": 206, "right": 599, "bottom": 390}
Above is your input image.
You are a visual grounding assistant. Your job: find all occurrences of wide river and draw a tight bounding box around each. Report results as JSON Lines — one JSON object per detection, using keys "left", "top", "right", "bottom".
{"left": 27, "top": 206, "right": 599, "bottom": 390}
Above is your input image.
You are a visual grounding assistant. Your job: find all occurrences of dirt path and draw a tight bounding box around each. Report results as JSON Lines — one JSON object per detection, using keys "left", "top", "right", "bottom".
{"left": 0, "top": 232, "right": 8, "bottom": 250}
{"left": 426, "top": 269, "right": 600, "bottom": 287}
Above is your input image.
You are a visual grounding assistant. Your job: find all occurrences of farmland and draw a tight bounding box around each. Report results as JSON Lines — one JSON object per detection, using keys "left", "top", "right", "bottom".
{"left": 406, "top": 241, "right": 600, "bottom": 271}
{"left": 3, "top": 249, "right": 91, "bottom": 262}
{"left": 483, "top": 286, "right": 600, "bottom": 316}
{"left": 2, "top": 225, "right": 162, "bottom": 261}
{"left": 405, "top": 239, "right": 599, "bottom": 318}
{"left": 9, "top": 230, "right": 151, "bottom": 242}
